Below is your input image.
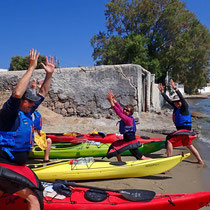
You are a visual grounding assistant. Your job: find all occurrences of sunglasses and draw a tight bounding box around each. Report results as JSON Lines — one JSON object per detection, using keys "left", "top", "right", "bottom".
{"left": 124, "top": 108, "right": 130, "bottom": 112}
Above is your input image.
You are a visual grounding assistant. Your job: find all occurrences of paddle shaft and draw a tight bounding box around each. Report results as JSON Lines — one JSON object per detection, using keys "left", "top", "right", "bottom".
{"left": 42, "top": 180, "right": 126, "bottom": 193}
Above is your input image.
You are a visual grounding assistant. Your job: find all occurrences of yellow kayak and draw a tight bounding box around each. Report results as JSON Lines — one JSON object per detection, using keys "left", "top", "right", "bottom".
{"left": 30, "top": 153, "right": 190, "bottom": 181}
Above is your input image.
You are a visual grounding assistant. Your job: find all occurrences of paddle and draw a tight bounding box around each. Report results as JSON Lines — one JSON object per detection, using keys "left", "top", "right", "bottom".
{"left": 53, "top": 179, "right": 156, "bottom": 202}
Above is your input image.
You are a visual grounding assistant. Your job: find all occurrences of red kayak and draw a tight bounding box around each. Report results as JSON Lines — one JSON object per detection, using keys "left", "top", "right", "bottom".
{"left": 46, "top": 130, "right": 197, "bottom": 145}
{"left": 46, "top": 132, "right": 165, "bottom": 143}
{"left": 0, "top": 182, "right": 209, "bottom": 210}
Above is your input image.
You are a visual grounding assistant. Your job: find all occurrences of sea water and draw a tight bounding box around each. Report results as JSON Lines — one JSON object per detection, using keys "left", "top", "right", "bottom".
{"left": 187, "top": 98, "right": 210, "bottom": 190}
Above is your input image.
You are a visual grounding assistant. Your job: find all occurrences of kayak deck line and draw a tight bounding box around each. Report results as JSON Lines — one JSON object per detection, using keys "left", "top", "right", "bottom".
{"left": 28, "top": 159, "right": 70, "bottom": 169}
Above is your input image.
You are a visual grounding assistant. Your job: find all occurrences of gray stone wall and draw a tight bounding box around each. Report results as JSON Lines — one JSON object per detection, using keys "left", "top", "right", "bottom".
{"left": 0, "top": 64, "right": 162, "bottom": 118}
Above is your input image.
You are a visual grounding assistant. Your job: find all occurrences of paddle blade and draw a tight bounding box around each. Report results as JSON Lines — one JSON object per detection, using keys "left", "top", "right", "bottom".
{"left": 84, "top": 189, "right": 108, "bottom": 202}
{"left": 119, "top": 189, "right": 156, "bottom": 202}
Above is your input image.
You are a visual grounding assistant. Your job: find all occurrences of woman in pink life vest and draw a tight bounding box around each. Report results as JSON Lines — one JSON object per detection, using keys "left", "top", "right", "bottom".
{"left": 106, "top": 90, "right": 151, "bottom": 162}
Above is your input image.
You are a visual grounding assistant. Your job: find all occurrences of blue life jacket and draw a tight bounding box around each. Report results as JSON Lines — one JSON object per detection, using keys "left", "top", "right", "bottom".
{"left": 33, "top": 110, "right": 42, "bottom": 131}
{"left": 119, "top": 116, "right": 136, "bottom": 135}
{"left": 173, "top": 108, "right": 192, "bottom": 127}
{"left": 0, "top": 111, "right": 34, "bottom": 159}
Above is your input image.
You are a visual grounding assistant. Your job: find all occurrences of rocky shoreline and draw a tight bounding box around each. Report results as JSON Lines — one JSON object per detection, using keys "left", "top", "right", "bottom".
{"left": 185, "top": 92, "right": 210, "bottom": 99}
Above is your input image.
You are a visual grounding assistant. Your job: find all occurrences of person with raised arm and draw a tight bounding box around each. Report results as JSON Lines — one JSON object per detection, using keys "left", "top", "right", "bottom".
{"left": 158, "top": 79, "right": 204, "bottom": 165}
{"left": 0, "top": 49, "right": 56, "bottom": 210}
{"left": 106, "top": 90, "right": 150, "bottom": 162}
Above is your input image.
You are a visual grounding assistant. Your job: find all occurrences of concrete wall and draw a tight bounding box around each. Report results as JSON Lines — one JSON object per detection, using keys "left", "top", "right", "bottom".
{"left": 151, "top": 83, "right": 163, "bottom": 111}
{"left": 0, "top": 64, "right": 162, "bottom": 118}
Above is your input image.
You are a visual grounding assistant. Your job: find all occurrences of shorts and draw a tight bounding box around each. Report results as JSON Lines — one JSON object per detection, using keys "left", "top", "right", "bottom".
{"left": 107, "top": 139, "right": 142, "bottom": 158}
{"left": 168, "top": 135, "right": 192, "bottom": 147}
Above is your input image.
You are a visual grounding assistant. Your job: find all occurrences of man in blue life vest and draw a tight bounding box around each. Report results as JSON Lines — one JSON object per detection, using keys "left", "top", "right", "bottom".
{"left": 0, "top": 49, "right": 56, "bottom": 210}
{"left": 158, "top": 79, "right": 204, "bottom": 165}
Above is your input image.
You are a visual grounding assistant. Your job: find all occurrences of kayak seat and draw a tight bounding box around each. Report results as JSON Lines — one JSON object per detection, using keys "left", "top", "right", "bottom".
{"left": 35, "top": 147, "right": 42, "bottom": 151}
{"left": 109, "top": 161, "right": 126, "bottom": 166}
{"left": 47, "top": 133, "right": 64, "bottom": 136}
{"left": 76, "top": 134, "right": 85, "bottom": 138}
{"left": 89, "top": 132, "right": 106, "bottom": 138}
{"left": 140, "top": 136, "right": 150, "bottom": 139}
{"left": 98, "top": 132, "right": 106, "bottom": 138}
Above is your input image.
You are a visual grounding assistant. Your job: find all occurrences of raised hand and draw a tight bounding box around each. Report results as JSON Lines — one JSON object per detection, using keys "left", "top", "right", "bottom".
{"left": 31, "top": 79, "right": 37, "bottom": 90}
{"left": 170, "top": 79, "right": 177, "bottom": 89}
{"left": 107, "top": 90, "right": 114, "bottom": 101}
{"left": 13, "top": 49, "right": 39, "bottom": 98}
{"left": 38, "top": 80, "right": 43, "bottom": 89}
{"left": 158, "top": 83, "right": 164, "bottom": 93}
{"left": 41, "top": 56, "right": 56, "bottom": 74}
{"left": 29, "top": 49, "right": 40, "bottom": 69}
{"left": 107, "top": 90, "right": 117, "bottom": 106}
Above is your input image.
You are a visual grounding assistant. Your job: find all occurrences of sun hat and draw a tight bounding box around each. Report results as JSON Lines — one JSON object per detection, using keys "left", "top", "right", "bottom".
{"left": 22, "top": 87, "right": 41, "bottom": 102}
{"left": 171, "top": 95, "right": 181, "bottom": 102}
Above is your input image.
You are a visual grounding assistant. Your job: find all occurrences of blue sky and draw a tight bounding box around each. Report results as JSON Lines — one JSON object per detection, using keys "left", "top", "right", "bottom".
{"left": 0, "top": 0, "right": 209, "bottom": 69}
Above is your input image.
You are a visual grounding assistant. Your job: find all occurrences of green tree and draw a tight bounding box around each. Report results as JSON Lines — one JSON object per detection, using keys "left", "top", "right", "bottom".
{"left": 91, "top": 33, "right": 151, "bottom": 66}
{"left": 90, "top": 0, "right": 210, "bottom": 93}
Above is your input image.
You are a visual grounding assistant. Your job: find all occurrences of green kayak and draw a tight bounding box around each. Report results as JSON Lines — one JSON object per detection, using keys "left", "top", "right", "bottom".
{"left": 29, "top": 140, "right": 166, "bottom": 159}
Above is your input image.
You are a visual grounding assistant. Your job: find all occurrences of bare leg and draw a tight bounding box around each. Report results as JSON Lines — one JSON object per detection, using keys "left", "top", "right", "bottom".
{"left": 166, "top": 141, "right": 173, "bottom": 157}
{"left": 186, "top": 145, "right": 204, "bottom": 165}
{"left": 16, "top": 188, "right": 40, "bottom": 210}
{"left": 44, "top": 138, "right": 52, "bottom": 161}
{"left": 164, "top": 141, "right": 174, "bottom": 173}
{"left": 116, "top": 154, "right": 122, "bottom": 162}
